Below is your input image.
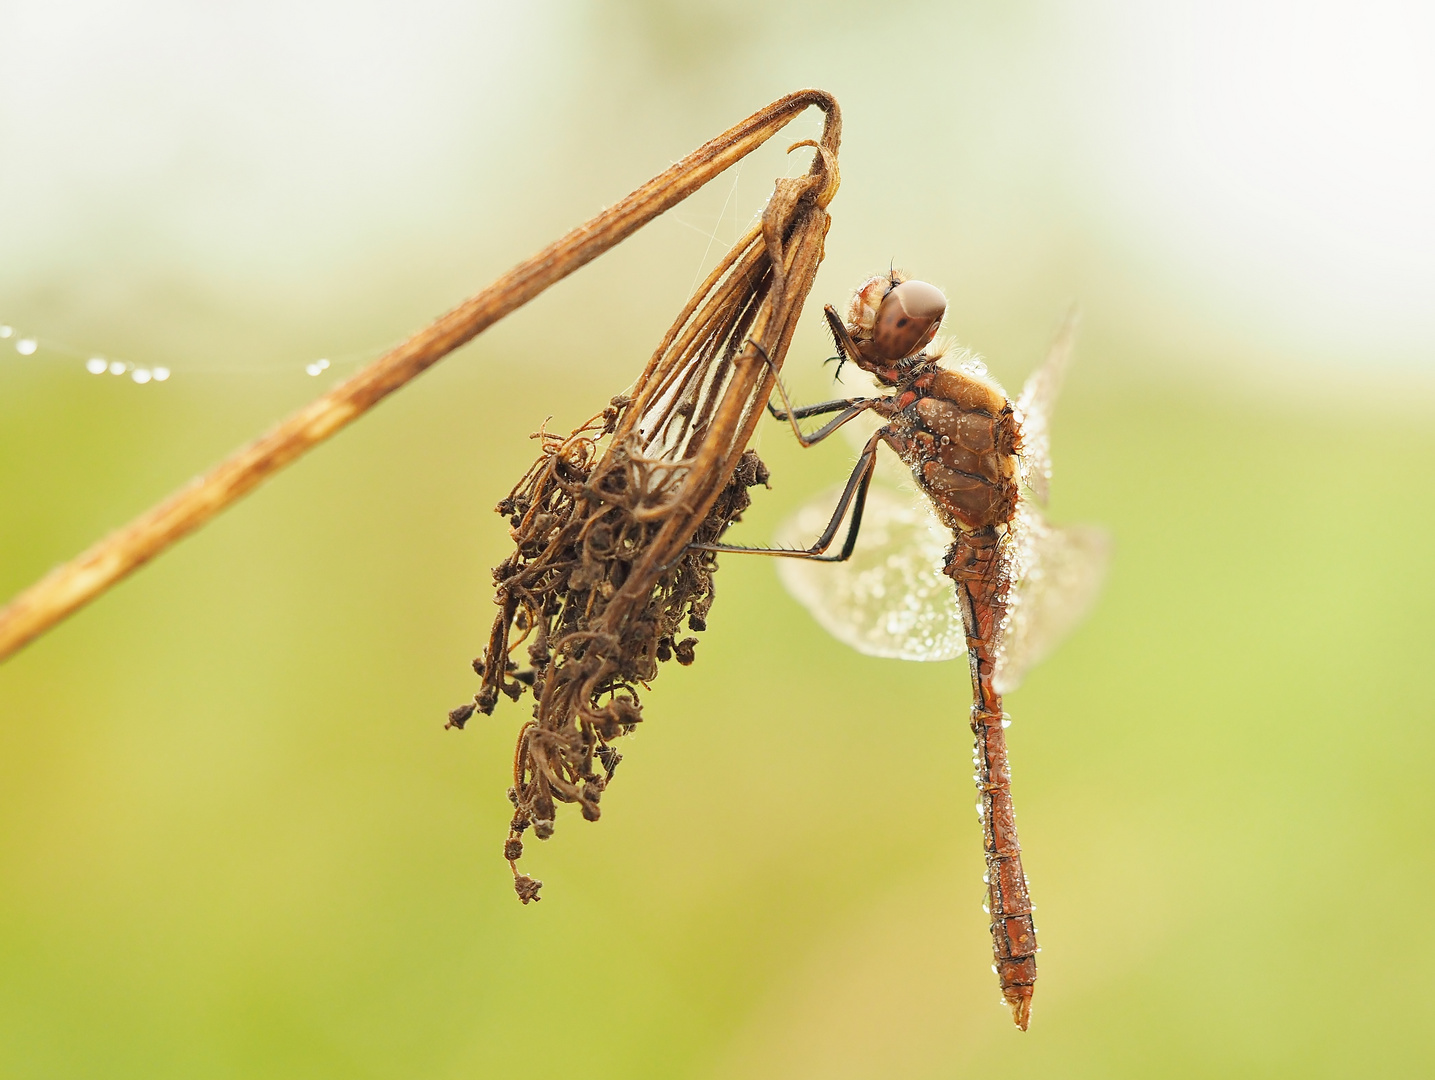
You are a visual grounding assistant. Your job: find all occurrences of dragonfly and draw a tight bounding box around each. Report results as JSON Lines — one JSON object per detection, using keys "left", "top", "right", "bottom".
{"left": 703, "top": 273, "right": 1108, "bottom": 1030}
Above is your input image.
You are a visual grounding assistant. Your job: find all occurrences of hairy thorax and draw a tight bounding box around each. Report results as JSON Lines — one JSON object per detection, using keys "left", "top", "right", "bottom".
{"left": 878, "top": 359, "right": 1021, "bottom": 534}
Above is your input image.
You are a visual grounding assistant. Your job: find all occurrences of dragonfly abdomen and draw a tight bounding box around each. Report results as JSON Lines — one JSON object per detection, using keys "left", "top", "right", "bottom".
{"left": 977, "top": 700, "right": 1038, "bottom": 1031}
{"left": 949, "top": 527, "right": 1037, "bottom": 1030}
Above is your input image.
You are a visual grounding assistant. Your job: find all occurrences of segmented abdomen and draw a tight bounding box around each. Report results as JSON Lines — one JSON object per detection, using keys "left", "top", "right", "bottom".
{"left": 946, "top": 525, "right": 1036, "bottom": 1030}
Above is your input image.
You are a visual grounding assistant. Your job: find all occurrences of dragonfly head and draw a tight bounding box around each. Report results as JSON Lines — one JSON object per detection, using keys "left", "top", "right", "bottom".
{"left": 838, "top": 274, "right": 947, "bottom": 380}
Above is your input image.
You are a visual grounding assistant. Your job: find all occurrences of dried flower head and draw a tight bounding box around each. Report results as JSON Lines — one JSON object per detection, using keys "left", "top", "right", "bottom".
{"left": 449, "top": 100, "right": 841, "bottom": 901}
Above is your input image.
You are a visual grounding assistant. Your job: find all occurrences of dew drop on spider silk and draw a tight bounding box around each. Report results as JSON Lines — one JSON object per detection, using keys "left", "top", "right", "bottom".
{"left": 153, "top": 367, "right": 170, "bottom": 382}
{"left": 109, "top": 361, "right": 126, "bottom": 376}
{"left": 1001, "top": 717, "right": 1012, "bottom": 728}
{"left": 305, "top": 362, "right": 322, "bottom": 376}
{"left": 86, "top": 358, "right": 107, "bottom": 374}
{"left": 0, "top": 325, "right": 12, "bottom": 338}
{"left": 16, "top": 338, "right": 37, "bottom": 355}
{"left": 132, "top": 368, "right": 152, "bottom": 384}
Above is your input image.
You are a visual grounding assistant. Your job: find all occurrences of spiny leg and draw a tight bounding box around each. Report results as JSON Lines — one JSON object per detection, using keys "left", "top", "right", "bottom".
{"left": 691, "top": 429, "right": 885, "bottom": 563}
{"left": 749, "top": 340, "right": 880, "bottom": 448}
{"left": 822, "top": 304, "right": 868, "bottom": 371}
{"left": 698, "top": 337, "right": 890, "bottom": 561}
{"left": 765, "top": 396, "right": 869, "bottom": 421}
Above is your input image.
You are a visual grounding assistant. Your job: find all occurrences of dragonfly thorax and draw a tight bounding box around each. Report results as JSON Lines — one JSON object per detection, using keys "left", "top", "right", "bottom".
{"left": 882, "top": 362, "right": 1021, "bottom": 534}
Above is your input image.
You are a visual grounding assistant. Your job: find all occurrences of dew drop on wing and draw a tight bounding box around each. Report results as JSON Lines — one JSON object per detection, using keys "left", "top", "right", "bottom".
{"left": 992, "top": 500, "right": 1111, "bottom": 694}
{"left": 1013, "top": 309, "right": 1078, "bottom": 507}
{"left": 775, "top": 484, "right": 965, "bottom": 662}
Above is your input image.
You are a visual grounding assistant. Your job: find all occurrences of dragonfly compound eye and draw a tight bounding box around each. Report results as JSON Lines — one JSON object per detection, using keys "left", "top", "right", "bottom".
{"left": 871, "top": 280, "right": 947, "bottom": 362}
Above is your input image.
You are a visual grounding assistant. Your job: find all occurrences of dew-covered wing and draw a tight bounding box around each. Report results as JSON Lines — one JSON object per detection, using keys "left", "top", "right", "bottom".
{"left": 1015, "top": 311, "right": 1078, "bottom": 507}
{"left": 775, "top": 483, "right": 966, "bottom": 662}
{"left": 993, "top": 501, "right": 1110, "bottom": 694}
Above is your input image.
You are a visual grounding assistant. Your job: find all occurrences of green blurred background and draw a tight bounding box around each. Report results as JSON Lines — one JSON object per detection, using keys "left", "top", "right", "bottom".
{"left": 3, "top": 2, "right": 1434, "bottom": 1076}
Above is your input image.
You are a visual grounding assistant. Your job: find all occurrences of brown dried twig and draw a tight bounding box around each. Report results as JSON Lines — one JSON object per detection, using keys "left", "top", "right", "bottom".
{"left": 448, "top": 102, "right": 842, "bottom": 902}
{"left": 0, "top": 89, "right": 841, "bottom": 664}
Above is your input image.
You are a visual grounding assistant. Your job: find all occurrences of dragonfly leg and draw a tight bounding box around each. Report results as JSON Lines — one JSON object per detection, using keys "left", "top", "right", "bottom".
{"left": 765, "top": 396, "right": 868, "bottom": 422}
{"left": 749, "top": 340, "right": 879, "bottom": 448}
{"left": 692, "top": 429, "right": 884, "bottom": 563}
{"left": 822, "top": 304, "right": 868, "bottom": 370}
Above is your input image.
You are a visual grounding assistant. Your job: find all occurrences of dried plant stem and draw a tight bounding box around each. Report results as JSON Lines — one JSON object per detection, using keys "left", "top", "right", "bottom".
{"left": 0, "top": 89, "right": 839, "bottom": 664}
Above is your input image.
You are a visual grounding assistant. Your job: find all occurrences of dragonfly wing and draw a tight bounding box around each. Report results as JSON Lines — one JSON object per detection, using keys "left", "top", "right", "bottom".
{"left": 1015, "top": 310, "right": 1079, "bottom": 507}
{"left": 993, "top": 501, "right": 1110, "bottom": 694}
{"left": 775, "top": 483, "right": 967, "bottom": 662}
